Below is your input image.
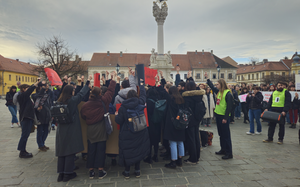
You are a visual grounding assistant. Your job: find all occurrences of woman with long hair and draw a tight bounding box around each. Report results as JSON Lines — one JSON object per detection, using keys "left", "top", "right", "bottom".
{"left": 6, "top": 86, "right": 19, "bottom": 128}
{"left": 202, "top": 87, "right": 215, "bottom": 127}
{"left": 55, "top": 75, "right": 93, "bottom": 182}
{"left": 269, "top": 85, "right": 276, "bottom": 92}
{"left": 81, "top": 73, "right": 116, "bottom": 180}
{"left": 240, "top": 87, "right": 250, "bottom": 124}
{"left": 205, "top": 72, "right": 234, "bottom": 159}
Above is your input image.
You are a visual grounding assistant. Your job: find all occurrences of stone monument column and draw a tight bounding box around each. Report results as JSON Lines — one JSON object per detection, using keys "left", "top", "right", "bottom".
{"left": 150, "top": 1, "right": 174, "bottom": 82}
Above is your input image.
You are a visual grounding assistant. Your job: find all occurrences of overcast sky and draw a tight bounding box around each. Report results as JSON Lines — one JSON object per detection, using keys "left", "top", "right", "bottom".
{"left": 0, "top": 0, "right": 299, "bottom": 64}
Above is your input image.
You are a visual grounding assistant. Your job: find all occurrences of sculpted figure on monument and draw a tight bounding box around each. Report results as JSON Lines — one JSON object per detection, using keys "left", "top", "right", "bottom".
{"left": 150, "top": 48, "right": 156, "bottom": 64}
{"left": 153, "top": 1, "right": 168, "bottom": 24}
{"left": 166, "top": 51, "right": 172, "bottom": 64}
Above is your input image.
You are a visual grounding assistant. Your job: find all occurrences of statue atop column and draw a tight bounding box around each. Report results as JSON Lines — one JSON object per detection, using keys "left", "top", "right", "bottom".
{"left": 153, "top": 1, "right": 168, "bottom": 25}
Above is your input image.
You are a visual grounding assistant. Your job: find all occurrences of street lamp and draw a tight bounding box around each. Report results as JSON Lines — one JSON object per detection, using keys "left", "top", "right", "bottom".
{"left": 217, "top": 65, "right": 221, "bottom": 79}
{"left": 116, "top": 64, "right": 120, "bottom": 76}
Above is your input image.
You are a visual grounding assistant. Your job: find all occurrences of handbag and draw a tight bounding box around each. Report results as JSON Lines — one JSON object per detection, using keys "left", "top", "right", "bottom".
{"left": 100, "top": 100, "right": 113, "bottom": 135}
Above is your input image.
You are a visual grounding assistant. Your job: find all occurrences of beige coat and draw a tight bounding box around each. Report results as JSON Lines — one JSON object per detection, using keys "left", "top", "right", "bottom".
{"left": 203, "top": 94, "right": 215, "bottom": 118}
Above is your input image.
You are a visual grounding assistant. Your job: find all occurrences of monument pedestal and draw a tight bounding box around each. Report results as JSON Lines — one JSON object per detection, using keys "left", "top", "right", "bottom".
{"left": 150, "top": 54, "right": 174, "bottom": 83}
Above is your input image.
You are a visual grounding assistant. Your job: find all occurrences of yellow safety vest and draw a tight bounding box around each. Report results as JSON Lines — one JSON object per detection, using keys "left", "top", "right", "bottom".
{"left": 214, "top": 89, "right": 231, "bottom": 116}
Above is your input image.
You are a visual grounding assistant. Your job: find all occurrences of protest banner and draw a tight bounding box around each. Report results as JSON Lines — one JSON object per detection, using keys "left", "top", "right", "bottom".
{"left": 135, "top": 64, "right": 145, "bottom": 85}
{"left": 44, "top": 68, "right": 62, "bottom": 86}
{"left": 289, "top": 91, "right": 300, "bottom": 101}
{"left": 106, "top": 114, "right": 119, "bottom": 154}
{"left": 144, "top": 67, "right": 157, "bottom": 86}
{"left": 261, "top": 92, "right": 273, "bottom": 102}
{"left": 296, "top": 74, "right": 300, "bottom": 90}
{"left": 93, "top": 73, "right": 101, "bottom": 87}
{"left": 238, "top": 94, "right": 247, "bottom": 102}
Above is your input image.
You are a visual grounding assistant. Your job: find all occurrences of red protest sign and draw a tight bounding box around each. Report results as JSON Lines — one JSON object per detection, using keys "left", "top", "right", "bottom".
{"left": 44, "top": 68, "right": 63, "bottom": 86}
{"left": 144, "top": 67, "right": 157, "bottom": 86}
{"left": 94, "top": 73, "right": 101, "bottom": 87}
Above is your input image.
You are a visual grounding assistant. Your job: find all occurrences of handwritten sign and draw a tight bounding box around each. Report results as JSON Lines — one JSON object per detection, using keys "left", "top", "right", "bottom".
{"left": 296, "top": 75, "right": 300, "bottom": 90}
{"left": 144, "top": 67, "right": 157, "bottom": 86}
{"left": 238, "top": 94, "right": 247, "bottom": 102}
{"left": 44, "top": 68, "right": 62, "bottom": 86}
{"left": 261, "top": 92, "right": 273, "bottom": 102}
{"left": 289, "top": 91, "right": 300, "bottom": 102}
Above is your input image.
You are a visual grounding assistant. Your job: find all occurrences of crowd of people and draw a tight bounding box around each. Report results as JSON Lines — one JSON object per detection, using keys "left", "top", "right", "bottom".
{"left": 4, "top": 66, "right": 300, "bottom": 182}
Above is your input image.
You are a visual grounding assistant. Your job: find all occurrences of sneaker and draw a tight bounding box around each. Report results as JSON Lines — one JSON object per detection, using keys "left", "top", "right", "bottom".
{"left": 176, "top": 158, "right": 183, "bottom": 167}
{"left": 89, "top": 170, "right": 95, "bottom": 179}
{"left": 246, "top": 132, "right": 255, "bottom": 135}
{"left": 165, "top": 161, "right": 177, "bottom": 169}
{"left": 11, "top": 124, "right": 14, "bottom": 128}
{"left": 183, "top": 159, "right": 197, "bottom": 165}
{"left": 122, "top": 171, "right": 130, "bottom": 179}
{"left": 52, "top": 126, "right": 55, "bottom": 130}
{"left": 39, "top": 146, "right": 47, "bottom": 152}
{"left": 255, "top": 132, "right": 261, "bottom": 135}
{"left": 57, "top": 173, "right": 64, "bottom": 182}
{"left": 263, "top": 139, "right": 273, "bottom": 143}
{"left": 17, "top": 123, "right": 20, "bottom": 127}
{"left": 134, "top": 171, "right": 140, "bottom": 178}
{"left": 208, "top": 124, "right": 211, "bottom": 127}
{"left": 63, "top": 172, "right": 77, "bottom": 182}
{"left": 237, "top": 117, "right": 240, "bottom": 120}
{"left": 98, "top": 170, "right": 107, "bottom": 179}
{"left": 277, "top": 140, "right": 283, "bottom": 145}
{"left": 222, "top": 154, "right": 233, "bottom": 159}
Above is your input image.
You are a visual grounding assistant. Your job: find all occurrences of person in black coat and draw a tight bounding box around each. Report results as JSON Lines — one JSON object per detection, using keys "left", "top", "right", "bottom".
{"left": 288, "top": 85, "right": 299, "bottom": 128}
{"left": 240, "top": 87, "right": 250, "bottom": 124}
{"left": 17, "top": 78, "right": 42, "bottom": 158}
{"left": 115, "top": 82, "right": 150, "bottom": 179}
{"left": 182, "top": 81, "right": 205, "bottom": 164}
{"left": 6, "top": 86, "right": 19, "bottom": 128}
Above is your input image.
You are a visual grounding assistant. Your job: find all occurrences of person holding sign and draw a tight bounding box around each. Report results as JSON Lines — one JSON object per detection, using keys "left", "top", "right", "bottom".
{"left": 205, "top": 72, "right": 234, "bottom": 159}
{"left": 263, "top": 82, "right": 291, "bottom": 144}
{"left": 246, "top": 87, "right": 263, "bottom": 135}
{"left": 288, "top": 85, "right": 299, "bottom": 129}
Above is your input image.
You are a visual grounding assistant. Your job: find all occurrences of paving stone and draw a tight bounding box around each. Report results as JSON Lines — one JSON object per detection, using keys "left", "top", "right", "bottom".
{"left": 257, "top": 179, "right": 286, "bottom": 187}
{"left": 235, "top": 181, "right": 262, "bottom": 187}
{"left": 141, "top": 179, "right": 164, "bottom": 186}
{"left": 216, "top": 175, "right": 242, "bottom": 182}
{"left": 237, "top": 174, "right": 265, "bottom": 181}
{"left": 278, "top": 179, "right": 300, "bottom": 186}
{"left": 163, "top": 178, "right": 187, "bottom": 186}
{"left": 186, "top": 176, "right": 211, "bottom": 185}
{"left": 91, "top": 183, "right": 115, "bottom": 187}
{"left": 0, "top": 178, "right": 24, "bottom": 185}
{"left": 181, "top": 166, "right": 205, "bottom": 173}
{"left": 116, "top": 180, "right": 140, "bottom": 187}
{"left": 177, "top": 172, "right": 200, "bottom": 178}
{"left": 212, "top": 182, "right": 237, "bottom": 187}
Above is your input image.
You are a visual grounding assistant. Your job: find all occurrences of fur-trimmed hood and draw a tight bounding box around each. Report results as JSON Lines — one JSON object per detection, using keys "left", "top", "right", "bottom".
{"left": 182, "top": 89, "right": 205, "bottom": 97}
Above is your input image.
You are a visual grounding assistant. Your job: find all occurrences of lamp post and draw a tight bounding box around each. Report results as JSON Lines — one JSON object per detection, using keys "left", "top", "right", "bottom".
{"left": 217, "top": 65, "right": 221, "bottom": 79}
{"left": 116, "top": 64, "right": 120, "bottom": 76}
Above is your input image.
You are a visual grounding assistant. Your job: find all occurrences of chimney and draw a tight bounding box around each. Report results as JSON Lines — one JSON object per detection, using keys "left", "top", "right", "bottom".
{"left": 107, "top": 51, "right": 110, "bottom": 56}
{"left": 211, "top": 50, "right": 213, "bottom": 55}
{"left": 263, "top": 59, "right": 268, "bottom": 64}
{"left": 75, "top": 55, "right": 79, "bottom": 61}
{"left": 195, "top": 50, "right": 197, "bottom": 54}
{"left": 252, "top": 61, "right": 256, "bottom": 66}
{"left": 16, "top": 59, "right": 19, "bottom": 61}
{"left": 78, "top": 58, "right": 81, "bottom": 62}
{"left": 202, "top": 50, "right": 204, "bottom": 55}
{"left": 120, "top": 51, "right": 123, "bottom": 57}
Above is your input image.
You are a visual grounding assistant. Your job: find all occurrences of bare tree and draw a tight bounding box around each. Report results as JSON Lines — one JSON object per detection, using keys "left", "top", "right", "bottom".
{"left": 262, "top": 74, "right": 295, "bottom": 85}
{"left": 249, "top": 57, "right": 259, "bottom": 64}
{"left": 33, "top": 36, "right": 88, "bottom": 79}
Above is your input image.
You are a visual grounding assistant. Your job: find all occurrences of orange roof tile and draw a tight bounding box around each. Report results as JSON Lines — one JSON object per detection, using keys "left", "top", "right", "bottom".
{"left": 0, "top": 55, "right": 38, "bottom": 76}
{"left": 237, "top": 61, "right": 289, "bottom": 74}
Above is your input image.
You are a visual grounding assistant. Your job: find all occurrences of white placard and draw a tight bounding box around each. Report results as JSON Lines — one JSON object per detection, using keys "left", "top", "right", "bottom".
{"left": 261, "top": 92, "right": 273, "bottom": 102}
{"left": 238, "top": 94, "right": 247, "bottom": 103}
{"left": 296, "top": 74, "right": 300, "bottom": 90}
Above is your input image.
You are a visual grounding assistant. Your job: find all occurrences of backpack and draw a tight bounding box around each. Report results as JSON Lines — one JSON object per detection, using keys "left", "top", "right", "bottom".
{"left": 194, "top": 100, "right": 206, "bottom": 122}
{"left": 148, "top": 99, "right": 167, "bottom": 123}
{"left": 50, "top": 102, "right": 73, "bottom": 124}
{"left": 170, "top": 105, "right": 192, "bottom": 130}
{"left": 126, "top": 105, "right": 147, "bottom": 132}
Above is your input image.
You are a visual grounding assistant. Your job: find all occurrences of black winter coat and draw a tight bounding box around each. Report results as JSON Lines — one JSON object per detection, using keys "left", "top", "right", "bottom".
{"left": 246, "top": 91, "right": 263, "bottom": 109}
{"left": 182, "top": 90, "right": 205, "bottom": 127}
{"left": 32, "top": 88, "right": 52, "bottom": 124}
{"left": 115, "top": 85, "right": 150, "bottom": 166}
{"left": 291, "top": 97, "right": 299, "bottom": 109}
{"left": 5, "top": 91, "right": 16, "bottom": 106}
{"left": 17, "top": 85, "right": 36, "bottom": 122}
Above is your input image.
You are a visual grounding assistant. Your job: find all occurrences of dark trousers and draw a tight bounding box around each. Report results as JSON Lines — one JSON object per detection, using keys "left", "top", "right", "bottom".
{"left": 17, "top": 118, "right": 34, "bottom": 151}
{"left": 268, "top": 119, "right": 285, "bottom": 141}
{"left": 230, "top": 105, "right": 236, "bottom": 122}
{"left": 36, "top": 123, "right": 49, "bottom": 148}
{"left": 216, "top": 116, "right": 232, "bottom": 155}
{"left": 241, "top": 104, "right": 249, "bottom": 122}
{"left": 125, "top": 161, "right": 140, "bottom": 172}
{"left": 57, "top": 154, "right": 75, "bottom": 174}
{"left": 163, "top": 139, "right": 170, "bottom": 155}
{"left": 87, "top": 140, "right": 106, "bottom": 169}
{"left": 149, "top": 143, "right": 158, "bottom": 157}
{"left": 185, "top": 125, "right": 201, "bottom": 162}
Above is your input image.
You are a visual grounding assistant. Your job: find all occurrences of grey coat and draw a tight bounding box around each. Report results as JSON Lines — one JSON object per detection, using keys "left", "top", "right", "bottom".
{"left": 55, "top": 82, "right": 90, "bottom": 157}
{"left": 113, "top": 75, "right": 137, "bottom": 108}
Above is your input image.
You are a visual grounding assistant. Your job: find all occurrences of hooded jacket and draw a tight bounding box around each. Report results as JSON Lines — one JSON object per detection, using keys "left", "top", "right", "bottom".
{"left": 115, "top": 85, "right": 150, "bottom": 166}
{"left": 182, "top": 89, "right": 205, "bottom": 127}
{"left": 113, "top": 75, "right": 137, "bottom": 108}
{"left": 246, "top": 91, "right": 263, "bottom": 110}
{"left": 17, "top": 85, "right": 36, "bottom": 122}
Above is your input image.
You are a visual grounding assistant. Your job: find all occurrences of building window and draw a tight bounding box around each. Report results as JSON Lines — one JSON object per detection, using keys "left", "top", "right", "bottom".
{"left": 293, "top": 71, "right": 295, "bottom": 74}
{"left": 16, "top": 76, "right": 18, "bottom": 81}
{"left": 213, "top": 73, "right": 216, "bottom": 79}
{"left": 120, "top": 73, "right": 125, "bottom": 79}
{"left": 19, "top": 76, "right": 21, "bottom": 81}
{"left": 298, "top": 70, "right": 300, "bottom": 75}
{"left": 256, "top": 73, "right": 258, "bottom": 80}
{"left": 170, "top": 74, "right": 173, "bottom": 79}
{"left": 248, "top": 74, "right": 250, "bottom": 80}
{"left": 221, "top": 73, "right": 224, "bottom": 79}
{"left": 282, "top": 72, "right": 285, "bottom": 76}
{"left": 228, "top": 73, "right": 232, "bottom": 79}
{"left": 25, "top": 77, "right": 27, "bottom": 82}
{"left": 252, "top": 74, "right": 254, "bottom": 80}
{"left": 9, "top": 75, "right": 11, "bottom": 81}
{"left": 271, "top": 72, "right": 274, "bottom": 76}
{"left": 262, "top": 73, "right": 264, "bottom": 78}
{"left": 242, "top": 76, "right": 244, "bottom": 80}
{"left": 238, "top": 76, "right": 240, "bottom": 81}
{"left": 184, "top": 74, "right": 187, "bottom": 79}
{"left": 196, "top": 73, "right": 200, "bottom": 79}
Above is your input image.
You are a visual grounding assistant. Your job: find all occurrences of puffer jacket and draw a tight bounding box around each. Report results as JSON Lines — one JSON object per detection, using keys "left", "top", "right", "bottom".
{"left": 113, "top": 75, "right": 137, "bottom": 108}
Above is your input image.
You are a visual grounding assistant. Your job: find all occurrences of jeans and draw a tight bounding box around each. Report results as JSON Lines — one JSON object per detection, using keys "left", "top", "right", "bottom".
{"left": 249, "top": 109, "right": 262, "bottom": 133}
{"left": 87, "top": 140, "right": 106, "bottom": 169}
{"left": 216, "top": 116, "right": 232, "bottom": 155}
{"left": 234, "top": 103, "right": 241, "bottom": 118}
{"left": 202, "top": 118, "right": 211, "bottom": 126}
{"left": 57, "top": 154, "right": 75, "bottom": 174}
{"left": 17, "top": 118, "right": 34, "bottom": 151}
{"left": 185, "top": 125, "right": 201, "bottom": 162}
{"left": 8, "top": 105, "right": 18, "bottom": 123}
{"left": 289, "top": 109, "right": 298, "bottom": 124}
{"left": 36, "top": 123, "right": 49, "bottom": 148}
{"left": 169, "top": 141, "right": 184, "bottom": 160}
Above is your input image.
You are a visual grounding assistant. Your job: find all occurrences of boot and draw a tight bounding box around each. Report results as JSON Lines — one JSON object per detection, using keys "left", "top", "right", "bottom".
{"left": 152, "top": 154, "right": 158, "bottom": 162}
{"left": 165, "top": 160, "right": 176, "bottom": 169}
{"left": 292, "top": 124, "right": 297, "bottom": 129}
{"left": 143, "top": 156, "right": 152, "bottom": 164}
{"left": 176, "top": 158, "right": 182, "bottom": 167}
{"left": 289, "top": 123, "right": 294, "bottom": 128}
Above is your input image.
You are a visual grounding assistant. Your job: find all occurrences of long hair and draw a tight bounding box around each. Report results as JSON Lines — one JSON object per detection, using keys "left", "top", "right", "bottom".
{"left": 186, "top": 81, "right": 196, "bottom": 91}
{"left": 19, "top": 84, "right": 30, "bottom": 93}
{"left": 9, "top": 86, "right": 17, "bottom": 93}
{"left": 127, "top": 90, "right": 138, "bottom": 99}
{"left": 89, "top": 86, "right": 101, "bottom": 99}
{"left": 169, "top": 86, "right": 184, "bottom": 104}
{"left": 217, "top": 79, "right": 230, "bottom": 100}
{"left": 57, "top": 85, "right": 74, "bottom": 104}
{"left": 269, "top": 85, "right": 276, "bottom": 91}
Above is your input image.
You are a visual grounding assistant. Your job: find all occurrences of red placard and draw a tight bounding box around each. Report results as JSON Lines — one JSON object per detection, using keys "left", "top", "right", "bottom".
{"left": 115, "top": 103, "right": 149, "bottom": 130}
{"left": 44, "top": 68, "right": 63, "bottom": 86}
{"left": 94, "top": 73, "right": 101, "bottom": 87}
{"left": 144, "top": 67, "right": 157, "bottom": 86}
